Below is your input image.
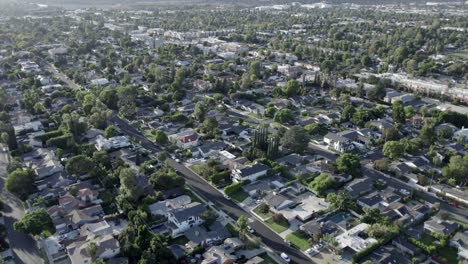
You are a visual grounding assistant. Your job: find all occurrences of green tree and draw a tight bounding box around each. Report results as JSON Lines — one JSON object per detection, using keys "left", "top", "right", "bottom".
{"left": 392, "top": 100, "right": 406, "bottom": 124}
{"left": 13, "top": 209, "right": 54, "bottom": 235}
{"left": 419, "top": 122, "right": 436, "bottom": 146}
{"left": 274, "top": 109, "right": 295, "bottom": 124}
{"left": 150, "top": 169, "right": 185, "bottom": 191}
{"left": 104, "top": 125, "right": 119, "bottom": 138}
{"left": 194, "top": 102, "right": 206, "bottom": 122}
{"left": 336, "top": 153, "right": 361, "bottom": 176}
{"left": 236, "top": 215, "right": 248, "bottom": 239}
{"left": 86, "top": 242, "right": 98, "bottom": 261}
{"left": 282, "top": 79, "right": 300, "bottom": 97}
{"left": 5, "top": 169, "right": 35, "bottom": 200}
{"left": 281, "top": 126, "right": 309, "bottom": 154}
{"left": 119, "top": 168, "right": 142, "bottom": 202}
{"left": 383, "top": 141, "right": 405, "bottom": 160}
{"left": 200, "top": 209, "right": 218, "bottom": 228}
{"left": 382, "top": 127, "right": 400, "bottom": 142}
{"left": 117, "top": 86, "right": 137, "bottom": 118}
{"left": 442, "top": 154, "right": 468, "bottom": 185}
{"left": 66, "top": 155, "right": 95, "bottom": 175}
{"left": 153, "top": 130, "right": 168, "bottom": 145}
{"left": 308, "top": 173, "right": 336, "bottom": 196}
{"left": 326, "top": 191, "right": 353, "bottom": 211}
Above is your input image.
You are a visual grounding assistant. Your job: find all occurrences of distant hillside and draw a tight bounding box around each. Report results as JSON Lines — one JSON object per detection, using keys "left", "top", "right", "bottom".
{"left": 3, "top": 0, "right": 465, "bottom": 10}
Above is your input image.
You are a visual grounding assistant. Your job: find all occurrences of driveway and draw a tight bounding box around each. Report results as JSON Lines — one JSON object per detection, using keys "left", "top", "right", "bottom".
{"left": 0, "top": 145, "right": 43, "bottom": 264}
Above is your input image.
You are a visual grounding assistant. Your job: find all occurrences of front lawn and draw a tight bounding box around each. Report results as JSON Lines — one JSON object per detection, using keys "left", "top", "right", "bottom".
{"left": 259, "top": 253, "right": 279, "bottom": 264}
{"left": 265, "top": 219, "right": 289, "bottom": 233}
{"left": 285, "top": 230, "right": 312, "bottom": 250}
{"left": 436, "top": 246, "right": 459, "bottom": 264}
{"left": 253, "top": 206, "right": 273, "bottom": 219}
{"left": 229, "top": 190, "right": 249, "bottom": 203}
{"left": 170, "top": 235, "right": 189, "bottom": 246}
{"left": 226, "top": 223, "right": 239, "bottom": 237}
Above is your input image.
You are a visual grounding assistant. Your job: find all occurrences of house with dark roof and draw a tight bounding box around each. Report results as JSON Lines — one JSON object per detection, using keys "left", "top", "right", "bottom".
{"left": 168, "top": 202, "right": 207, "bottom": 236}
{"left": 357, "top": 192, "right": 384, "bottom": 209}
{"left": 275, "top": 154, "right": 307, "bottom": 168}
{"left": 194, "top": 141, "right": 228, "bottom": 158}
{"left": 450, "top": 232, "right": 468, "bottom": 260}
{"left": 345, "top": 177, "right": 374, "bottom": 199}
{"left": 424, "top": 216, "right": 459, "bottom": 236}
{"left": 231, "top": 162, "right": 269, "bottom": 183}
{"left": 263, "top": 192, "right": 295, "bottom": 211}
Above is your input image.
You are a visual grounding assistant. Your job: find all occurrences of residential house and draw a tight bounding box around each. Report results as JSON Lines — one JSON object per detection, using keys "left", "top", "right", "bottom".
{"left": 201, "top": 245, "right": 236, "bottom": 264}
{"left": 392, "top": 237, "right": 419, "bottom": 256}
{"left": 424, "top": 216, "right": 459, "bottom": 236}
{"left": 24, "top": 148, "right": 64, "bottom": 179}
{"left": 169, "top": 130, "right": 200, "bottom": 149}
{"left": 324, "top": 132, "right": 354, "bottom": 153}
{"left": 231, "top": 162, "right": 269, "bottom": 183}
{"left": 454, "top": 127, "right": 468, "bottom": 142}
{"left": 194, "top": 141, "right": 227, "bottom": 158}
{"left": 13, "top": 120, "right": 43, "bottom": 135}
{"left": 67, "top": 235, "right": 120, "bottom": 264}
{"left": 167, "top": 202, "right": 207, "bottom": 236}
{"left": 450, "top": 232, "right": 468, "bottom": 260}
{"left": 345, "top": 177, "right": 374, "bottom": 199}
{"left": 95, "top": 135, "right": 131, "bottom": 151}
{"left": 193, "top": 79, "right": 213, "bottom": 91}
{"left": 76, "top": 188, "right": 99, "bottom": 204}
{"left": 335, "top": 223, "right": 378, "bottom": 252}
{"left": 263, "top": 192, "right": 295, "bottom": 211}
{"left": 148, "top": 195, "right": 191, "bottom": 216}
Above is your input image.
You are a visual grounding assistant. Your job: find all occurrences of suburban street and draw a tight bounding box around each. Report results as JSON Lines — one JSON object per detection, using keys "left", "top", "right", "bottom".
{"left": 0, "top": 145, "right": 43, "bottom": 264}
{"left": 111, "top": 117, "right": 312, "bottom": 264}
{"left": 227, "top": 105, "right": 468, "bottom": 220}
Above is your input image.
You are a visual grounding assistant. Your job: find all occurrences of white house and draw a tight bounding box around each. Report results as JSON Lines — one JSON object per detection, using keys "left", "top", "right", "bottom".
{"left": 13, "top": 121, "right": 44, "bottom": 135}
{"left": 95, "top": 135, "right": 131, "bottom": 151}
{"left": 450, "top": 232, "right": 468, "bottom": 260}
{"left": 67, "top": 235, "right": 120, "bottom": 264}
{"left": 323, "top": 132, "right": 354, "bottom": 153}
{"left": 335, "top": 223, "right": 377, "bottom": 252}
{"left": 167, "top": 202, "right": 206, "bottom": 236}
{"left": 453, "top": 127, "right": 468, "bottom": 142}
{"left": 231, "top": 162, "right": 269, "bottom": 183}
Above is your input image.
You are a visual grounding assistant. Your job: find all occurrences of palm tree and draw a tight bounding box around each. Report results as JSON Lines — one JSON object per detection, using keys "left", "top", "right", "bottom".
{"left": 236, "top": 215, "right": 248, "bottom": 240}
{"left": 86, "top": 242, "right": 98, "bottom": 261}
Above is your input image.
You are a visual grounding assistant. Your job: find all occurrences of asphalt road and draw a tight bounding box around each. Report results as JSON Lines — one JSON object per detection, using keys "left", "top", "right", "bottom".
{"left": 0, "top": 145, "right": 43, "bottom": 264}
{"left": 111, "top": 118, "right": 312, "bottom": 264}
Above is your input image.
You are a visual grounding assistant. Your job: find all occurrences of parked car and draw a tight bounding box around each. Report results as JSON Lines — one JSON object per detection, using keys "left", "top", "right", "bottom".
{"left": 305, "top": 248, "right": 319, "bottom": 256}
{"left": 280, "top": 252, "right": 291, "bottom": 263}
{"left": 247, "top": 225, "right": 255, "bottom": 234}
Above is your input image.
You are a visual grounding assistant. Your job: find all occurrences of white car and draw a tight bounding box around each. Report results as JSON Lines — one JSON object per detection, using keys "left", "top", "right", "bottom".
{"left": 305, "top": 248, "right": 319, "bottom": 256}
{"left": 280, "top": 252, "right": 290, "bottom": 263}
{"left": 247, "top": 225, "right": 255, "bottom": 234}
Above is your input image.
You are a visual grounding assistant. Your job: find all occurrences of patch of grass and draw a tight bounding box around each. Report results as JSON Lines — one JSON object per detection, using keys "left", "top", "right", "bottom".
{"left": 185, "top": 189, "right": 203, "bottom": 203}
{"left": 253, "top": 206, "right": 273, "bottom": 219}
{"left": 286, "top": 230, "right": 312, "bottom": 250}
{"left": 226, "top": 223, "right": 239, "bottom": 237}
{"left": 436, "top": 246, "right": 459, "bottom": 264}
{"left": 420, "top": 233, "right": 436, "bottom": 245}
{"left": 265, "top": 219, "right": 289, "bottom": 233}
{"left": 170, "top": 235, "right": 189, "bottom": 246}
{"left": 259, "top": 253, "right": 279, "bottom": 264}
{"left": 229, "top": 190, "right": 248, "bottom": 203}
